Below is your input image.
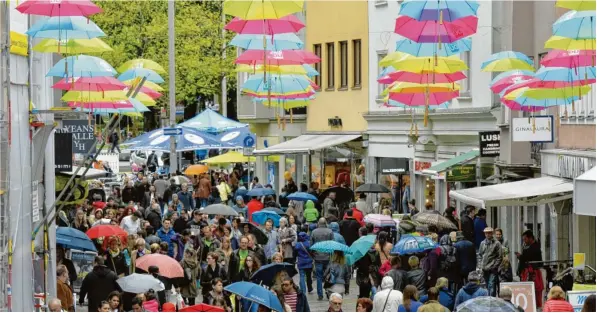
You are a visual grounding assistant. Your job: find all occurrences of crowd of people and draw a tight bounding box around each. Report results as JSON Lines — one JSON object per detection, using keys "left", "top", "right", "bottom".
{"left": 50, "top": 168, "right": 595, "bottom": 312}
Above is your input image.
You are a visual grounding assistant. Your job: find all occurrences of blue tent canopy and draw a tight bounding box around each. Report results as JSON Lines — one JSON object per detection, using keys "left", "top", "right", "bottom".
{"left": 123, "top": 126, "right": 231, "bottom": 152}
{"left": 179, "top": 109, "right": 247, "bottom": 133}
{"left": 217, "top": 127, "right": 256, "bottom": 148}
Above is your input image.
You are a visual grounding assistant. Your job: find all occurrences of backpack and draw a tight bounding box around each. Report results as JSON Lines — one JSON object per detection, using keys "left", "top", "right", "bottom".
{"left": 439, "top": 245, "right": 458, "bottom": 272}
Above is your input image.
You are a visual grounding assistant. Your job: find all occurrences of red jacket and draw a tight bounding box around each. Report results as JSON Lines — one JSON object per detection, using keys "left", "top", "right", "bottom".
{"left": 343, "top": 207, "right": 365, "bottom": 226}
{"left": 247, "top": 199, "right": 264, "bottom": 223}
{"left": 543, "top": 299, "right": 573, "bottom": 312}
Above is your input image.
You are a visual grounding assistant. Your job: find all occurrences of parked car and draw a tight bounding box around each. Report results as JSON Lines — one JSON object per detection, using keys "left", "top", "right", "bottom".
{"left": 130, "top": 150, "right": 164, "bottom": 168}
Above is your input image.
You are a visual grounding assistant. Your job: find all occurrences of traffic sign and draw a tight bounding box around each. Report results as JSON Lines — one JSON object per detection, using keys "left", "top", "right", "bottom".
{"left": 163, "top": 127, "right": 183, "bottom": 136}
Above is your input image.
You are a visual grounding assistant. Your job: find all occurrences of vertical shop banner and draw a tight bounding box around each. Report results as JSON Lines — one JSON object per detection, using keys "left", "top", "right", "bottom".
{"left": 69, "top": 249, "right": 98, "bottom": 292}
{"left": 55, "top": 132, "right": 73, "bottom": 172}
{"left": 56, "top": 120, "right": 96, "bottom": 154}
{"left": 568, "top": 290, "right": 596, "bottom": 312}
{"left": 479, "top": 131, "right": 501, "bottom": 157}
{"left": 500, "top": 282, "right": 536, "bottom": 312}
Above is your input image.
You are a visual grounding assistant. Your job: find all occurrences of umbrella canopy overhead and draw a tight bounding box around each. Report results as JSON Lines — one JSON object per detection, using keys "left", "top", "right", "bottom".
{"left": 184, "top": 164, "right": 209, "bottom": 176}
{"left": 201, "top": 204, "right": 239, "bottom": 216}
{"left": 47, "top": 55, "right": 117, "bottom": 78}
{"left": 456, "top": 296, "right": 518, "bottom": 312}
{"left": 391, "top": 235, "right": 438, "bottom": 255}
{"left": 52, "top": 76, "right": 126, "bottom": 92}
{"left": 33, "top": 38, "right": 112, "bottom": 53}
{"left": 223, "top": 0, "right": 304, "bottom": 20}
{"left": 224, "top": 282, "right": 284, "bottom": 312}
{"left": 217, "top": 127, "right": 256, "bottom": 148}
{"left": 240, "top": 222, "right": 268, "bottom": 245}
{"left": 395, "top": 38, "right": 472, "bottom": 57}
{"left": 252, "top": 210, "right": 281, "bottom": 227}
{"left": 117, "top": 274, "right": 165, "bottom": 294}
{"left": 118, "top": 68, "right": 165, "bottom": 84}
{"left": 179, "top": 304, "right": 225, "bottom": 312}
{"left": 56, "top": 226, "right": 96, "bottom": 252}
{"left": 398, "top": 0, "right": 480, "bottom": 22}
{"left": 201, "top": 151, "right": 256, "bottom": 164}
{"left": 118, "top": 59, "right": 166, "bottom": 74}
{"left": 135, "top": 254, "right": 184, "bottom": 278}
{"left": 247, "top": 187, "right": 276, "bottom": 197}
{"left": 310, "top": 240, "right": 350, "bottom": 254}
{"left": 179, "top": 109, "right": 248, "bottom": 133}
{"left": 225, "top": 15, "right": 305, "bottom": 35}
{"left": 395, "top": 15, "right": 478, "bottom": 43}
{"left": 286, "top": 192, "right": 318, "bottom": 202}
{"left": 16, "top": 0, "right": 103, "bottom": 17}
{"left": 86, "top": 225, "right": 127, "bottom": 240}
{"left": 552, "top": 10, "right": 596, "bottom": 39}
{"left": 364, "top": 214, "right": 397, "bottom": 227}
{"left": 263, "top": 207, "right": 286, "bottom": 215}
{"left": 230, "top": 33, "right": 304, "bottom": 50}
{"left": 250, "top": 263, "right": 297, "bottom": 286}
{"left": 413, "top": 211, "right": 458, "bottom": 230}
{"left": 27, "top": 16, "right": 105, "bottom": 39}
{"left": 346, "top": 235, "right": 376, "bottom": 266}
{"left": 125, "top": 127, "right": 229, "bottom": 152}
{"left": 355, "top": 183, "right": 391, "bottom": 193}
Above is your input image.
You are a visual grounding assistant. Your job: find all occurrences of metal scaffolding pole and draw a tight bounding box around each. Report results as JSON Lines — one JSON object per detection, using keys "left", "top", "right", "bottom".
{"left": 168, "top": 0, "right": 177, "bottom": 174}
{"left": 221, "top": 6, "right": 227, "bottom": 118}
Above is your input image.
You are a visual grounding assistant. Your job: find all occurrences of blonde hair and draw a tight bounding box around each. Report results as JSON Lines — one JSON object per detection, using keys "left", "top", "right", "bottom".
{"left": 150, "top": 243, "right": 160, "bottom": 253}
{"left": 135, "top": 238, "right": 146, "bottom": 249}
{"left": 332, "top": 251, "right": 346, "bottom": 265}
{"left": 272, "top": 252, "right": 283, "bottom": 263}
{"left": 408, "top": 256, "right": 419, "bottom": 269}
{"left": 436, "top": 277, "right": 449, "bottom": 289}
{"left": 381, "top": 208, "right": 392, "bottom": 216}
{"left": 548, "top": 286, "right": 566, "bottom": 300}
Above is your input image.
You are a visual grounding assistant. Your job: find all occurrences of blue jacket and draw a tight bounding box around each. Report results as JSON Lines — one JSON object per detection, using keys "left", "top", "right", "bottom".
{"left": 398, "top": 300, "right": 423, "bottom": 312}
{"left": 454, "top": 282, "right": 488, "bottom": 308}
{"left": 420, "top": 287, "right": 455, "bottom": 311}
{"left": 329, "top": 222, "right": 346, "bottom": 245}
{"left": 157, "top": 227, "right": 176, "bottom": 257}
{"left": 295, "top": 232, "right": 313, "bottom": 269}
{"left": 295, "top": 290, "right": 310, "bottom": 312}
{"left": 473, "top": 217, "right": 487, "bottom": 249}
{"left": 176, "top": 191, "right": 194, "bottom": 211}
{"left": 454, "top": 240, "right": 477, "bottom": 275}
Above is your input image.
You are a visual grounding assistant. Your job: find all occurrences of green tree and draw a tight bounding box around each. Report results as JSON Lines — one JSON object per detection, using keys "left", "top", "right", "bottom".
{"left": 93, "top": 0, "right": 237, "bottom": 127}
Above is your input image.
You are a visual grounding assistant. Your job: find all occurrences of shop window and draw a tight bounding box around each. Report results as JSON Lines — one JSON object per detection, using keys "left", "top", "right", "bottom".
{"left": 425, "top": 177, "right": 436, "bottom": 209}
{"left": 340, "top": 41, "right": 348, "bottom": 89}
{"left": 326, "top": 42, "right": 335, "bottom": 90}
{"left": 313, "top": 44, "right": 322, "bottom": 90}
{"left": 377, "top": 51, "right": 388, "bottom": 100}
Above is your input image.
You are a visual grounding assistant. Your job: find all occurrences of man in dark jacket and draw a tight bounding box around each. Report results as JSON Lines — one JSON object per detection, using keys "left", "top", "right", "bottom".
{"left": 281, "top": 277, "right": 310, "bottom": 312}
{"left": 79, "top": 256, "right": 120, "bottom": 311}
{"left": 122, "top": 181, "right": 136, "bottom": 204}
{"left": 228, "top": 236, "right": 251, "bottom": 282}
{"left": 406, "top": 255, "right": 427, "bottom": 296}
{"left": 478, "top": 227, "right": 502, "bottom": 297}
{"left": 460, "top": 206, "right": 475, "bottom": 243}
{"left": 145, "top": 202, "right": 162, "bottom": 232}
{"left": 176, "top": 183, "right": 194, "bottom": 211}
{"left": 135, "top": 178, "right": 150, "bottom": 204}
{"left": 147, "top": 151, "right": 158, "bottom": 173}
{"left": 339, "top": 209, "right": 361, "bottom": 246}
{"left": 247, "top": 234, "right": 266, "bottom": 265}
{"left": 385, "top": 255, "right": 407, "bottom": 291}
{"left": 454, "top": 271, "right": 488, "bottom": 308}
{"left": 453, "top": 231, "right": 477, "bottom": 289}
{"left": 310, "top": 218, "right": 334, "bottom": 300}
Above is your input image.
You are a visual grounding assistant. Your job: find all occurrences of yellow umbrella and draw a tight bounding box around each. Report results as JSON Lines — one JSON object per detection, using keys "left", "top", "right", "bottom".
{"left": 504, "top": 85, "right": 592, "bottom": 100}
{"left": 556, "top": 0, "right": 596, "bottom": 11}
{"left": 382, "top": 54, "right": 467, "bottom": 74}
{"left": 131, "top": 92, "right": 157, "bottom": 106}
{"left": 236, "top": 64, "right": 312, "bottom": 75}
{"left": 201, "top": 151, "right": 256, "bottom": 164}
{"left": 118, "top": 59, "right": 166, "bottom": 74}
{"left": 123, "top": 79, "right": 164, "bottom": 91}
{"left": 261, "top": 99, "right": 310, "bottom": 110}
{"left": 481, "top": 59, "right": 535, "bottom": 72}
{"left": 385, "top": 82, "right": 460, "bottom": 94}
{"left": 223, "top": 0, "right": 304, "bottom": 20}
{"left": 62, "top": 90, "right": 128, "bottom": 102}
{"left": 33, "top": 38, "right": 112, "bottom": 53}
{"left": 544, "top": 36, "right": 596, "bottom": 50}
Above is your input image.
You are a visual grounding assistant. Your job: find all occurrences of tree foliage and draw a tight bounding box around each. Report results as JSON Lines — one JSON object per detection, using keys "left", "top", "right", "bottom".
{"left": 93, "top": 0, "right": 237, "bottom": 111}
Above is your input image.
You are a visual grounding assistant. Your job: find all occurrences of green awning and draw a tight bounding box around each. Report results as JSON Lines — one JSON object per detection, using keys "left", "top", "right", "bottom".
{"left": 422, "top": 149, "right": 480, "bottom": 175}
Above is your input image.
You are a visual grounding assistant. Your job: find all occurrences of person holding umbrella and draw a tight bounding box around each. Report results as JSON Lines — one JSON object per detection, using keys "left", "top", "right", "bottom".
{"left": 310, "top": 218, "right": 334, "bottom": 301}
{"left": 79, "top": 256, "right": 120, "bottom": 312}
{"left": 56, "top": 265, "right": 74, "bottom": 312}
{"left": 324, "top": 251, "right": 351, "bottom": 298}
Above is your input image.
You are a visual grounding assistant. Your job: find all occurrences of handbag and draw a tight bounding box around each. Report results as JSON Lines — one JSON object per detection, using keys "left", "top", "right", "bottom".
{"left": 323, "top": 270, "right": 334, "bottom": 289}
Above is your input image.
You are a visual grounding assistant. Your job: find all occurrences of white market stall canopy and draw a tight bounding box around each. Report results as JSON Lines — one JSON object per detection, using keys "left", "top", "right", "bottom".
{"left": 449, "top": 176, "right": 573, "bottom": 208}
{"left": 573, "top": 166, "right": 596, "bottom": 216}
{"left": 253, "top": 134, "right": 361, "bottom": 155}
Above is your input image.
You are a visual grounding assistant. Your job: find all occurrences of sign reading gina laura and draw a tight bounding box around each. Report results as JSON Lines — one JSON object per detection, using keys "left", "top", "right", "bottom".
{"left": 512, "top": 116, "right": 554, "bottom": 143}
{"left": 479, "top": 131, "right": 500, "bottom": 157}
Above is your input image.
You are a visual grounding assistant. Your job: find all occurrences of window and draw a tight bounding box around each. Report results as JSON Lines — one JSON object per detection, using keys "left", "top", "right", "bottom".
{"left": 377, "top": 51, "right": 388, "bottom": 100}
{"left": 538, "top": 52, "right": 547, "bottom": 69}
{"left": 460, "top": 51, "right": 471, "bottom": 97}
{"left": 326, "top": 42, "right": 335, "bottom": 90}
{"left": 285, "top": 106, "right": 307, "bottom": 115}
{"left": 374, "top": 0, "right": 388, "bottom": 7}
{"left": 313, "top": 44, "right": 322, "bottom": 90}
{"left": 353, "top": 39, "right": 362, "bottom": 88}
{"left": 339, "top": 41, "right": 348, "bottom": 89}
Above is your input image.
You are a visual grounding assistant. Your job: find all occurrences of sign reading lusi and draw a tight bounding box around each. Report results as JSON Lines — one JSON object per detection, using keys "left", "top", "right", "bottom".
{"left": 479, "top": 131, "right": 500, "bottom": 157}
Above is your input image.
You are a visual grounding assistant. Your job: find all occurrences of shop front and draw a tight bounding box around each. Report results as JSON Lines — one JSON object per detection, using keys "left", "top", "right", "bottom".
{"left": 376, "top": 157, "right": 410, "bottom": 212}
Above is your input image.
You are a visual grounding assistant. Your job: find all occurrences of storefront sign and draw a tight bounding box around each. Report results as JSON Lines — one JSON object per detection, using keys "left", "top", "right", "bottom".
{"left": 568, "top": 290, "right": 596, "bottom": 312}
{"left": 512, "top": 116, "right": 554, "bottom": 142}
{"left": 415, "top": 161, "right": 432, "bottom": 172}
{"left": 447, "top": 165, "right": 476, "bottom": 181}
{"left": 56, "top": 120, "right": 96, "bottom": 154}
{"left": 500, "top": 282, "right": 536, "bottom": 312}
{"left": 379, "top": 157, "right": 409, "bottom": 174}
{"left": 479, "top": 131, "right": 500, "bottom": 156}
{"left": 55, "top": 132, "right": 73, "bottom": 172}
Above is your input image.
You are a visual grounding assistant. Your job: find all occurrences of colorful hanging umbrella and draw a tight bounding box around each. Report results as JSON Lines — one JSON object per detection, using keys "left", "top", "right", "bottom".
{"left": 481, "top": 51, "right": 535, "bottom": 72}
{"left": 385, "top": 99, "right": 450, "bottom": 109}
{"left": 130, "top": 92, "right": 157, "bottom": 106}
{"left": 255, "top": 98, "right": 311, "bottom": 109}
{"left": 501, "top": 99, "right": 551, "bottom": 112}
{"left": 381, "top": 53, "right": 467, "bottom": 73}
{"left": 33, "top": 38, "right": 112, "bottom": 54}
{"left": 62, "top": 90, "right": 129, "bottom": 103}
{"left": 395, "top": 38, "right": 472, "bottom": 57}
{"left": 179, "top": 109, "right": 248, "bottom": 132}
{"left": 387, "top": 91, "right": 460, "bottom": 106}
{"left": 505, "top": 85, "right": 592, "bottom": 100}
{"left": 223, "top": 0, "right": 304, "bottom": 20}
{"left": 242, "top": 74, "right": 313, "bottom": 94}
{"left": 52, "top": 76, "right": 126, "bottom": 92}
{"left": 490, "top": 73, "right": 535, "bottom": 94}
{"left": 138, "top": 86, "right": 162, "bottom": 99}
{"left": 225, "top": 15, "right": 305, "bottom": 35}
{"left": 534, "top": 66, "right": 596, "bottom": 82}
{"left": 545, "top": 36, "right": 596, "bottom": 50}
{"left": 236, "top": 49, "right": 320, "bottom": 65}
{"left": 386, "top": 71, "right": 466, "bottom": 84}
{"left": 501, "top": 89, "right": 579, "bottom": 108}
{"left": 118, "top": 59, "right": 166, "bottom": 74}
{"left": 236, "top": 64, "right": 319, "bottom": 76}
{"left": 47, "top": 55, "right": 117, "bottom": 78}
{"left": 399, "top": 0, "right": 480, "bottom": 22}
{"left": 501, "top": 78, "right": 595, "bottom": 97}
{"left": 26, "top": 16, "right": 105, "bottom": 39}
{"left": 122, "top": 79, "right": 164, "bottom": 91}
{"left": 386, "top": 82, "right": 460, "bottom": 94}
{"left": 244, "top": 90, "right": 315, "bottom": 99}
{"left": 68, "top": 98, "right": 140, "bottom": 110}
{"left": 540, "top": 49, "right": 596, "bottom": 68}
{"left": 490, "top": 70, "right": 535, "bottom": 85}
{"left": 394, "top": 15, "right": 478, "bottom": 43}
{"left": 229, "top": 33, "right": 304, "bottom": 50}
{"left": 118, "top": 68, "right": 165, "bottom": 84}
{"left": 553, "top": 10, "right": 596, "bottom": 40}
{"left": 16, "top": 0, "right": 102, "bottom": 16}
{"left": 556, "top": 0, "right": 596, "bottom": 11}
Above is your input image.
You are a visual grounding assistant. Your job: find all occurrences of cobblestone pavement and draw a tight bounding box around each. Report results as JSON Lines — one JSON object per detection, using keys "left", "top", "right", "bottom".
{"left": 303, "top": 278, "right": 360, "bottom": 312}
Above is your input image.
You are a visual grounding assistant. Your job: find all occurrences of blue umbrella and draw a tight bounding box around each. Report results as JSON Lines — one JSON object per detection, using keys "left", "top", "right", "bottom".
{"left": 399, "top": 0, "right": 480, "bottom": 22}
{"left": 553, "top": 10, "right": 596, "bottom": 39}
{"left": 250, "top": 263, "right": 298, "bottom": 286}
{"left": 395, "top": 38, "right": 472, "bottom": 57}
{"left": 490, "top": 70, "right": 536, "bottom": 86}
{"left": 302, "top": 64, "right": 319, "bottom": 77}
{"left": 47, "top": 55, "right": 117, "bottom": 78}
{"left": 56, "top": 227, "right": 97, "bottom": 252}
{"left": 378, "top": 65, "right": 396, "bottom": 79}
{"left": 27, "top": 16, "right": 105, "bottom": 39}
{"left": 310, "top": 240, "right": 350, "bottom": 254}
{"left": 118, "top": 68, "right": 164, "bottom": 84}
{"left": 242, "top": 74, "right": 313, "bottom": 94}
{"left": 230, "top": 33, "right": 304, "bottom": 50}
{"left": 179, "top": 108, "right": 248, "bottom": 133}
{"left": 224, "top": 282, "right": 284, "bottom": 312}
{"left": 481, "top": 51, "right": 535, "bottom": 70}
{"left": 391, "top": 235, "right": 438, "bottom": 255}
{"left": 286, "top": 192, "right": 318, "bottom": 202}
{"left": 535, "top": 66, "right": 596, "bottom": 82}
{"left": 217, "top": 127, "right": 256, "bottom": 148}
{"left": 76, "top": 98, "right": 150, "bottom": 115}
{"left": 247, "top": 187, "right": 276, "bottom": 197}
{"left": 456, "top": 296, "right": 518, "bottom": 312}
{"left": 125, "top": 127, "right": 229, "bottom": 152}
{"left": 252, "top": 210, "right": 281, "bottom": 227}
{"left": 346, "top": 235, "right": 376, "bottom": 266}
{"left": 263, "top": 207, "right": 286, "bottom": 215}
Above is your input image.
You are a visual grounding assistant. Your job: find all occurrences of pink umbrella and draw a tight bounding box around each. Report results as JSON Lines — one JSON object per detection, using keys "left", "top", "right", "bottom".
{"left": 387, "top": 71, "right": 466, "bottom": 84}
{"left": 490, "top": 74, "right": 534, "bottom": 94}
{"left": 236, "top": 50, "right": 320, "bottom": 66}
{"left": 139, "top": 86, "right": 162, "bottom": 99}
{"left": 225, "top": 15, "right": 305, "bottom": 35}
{"left": 394, "top": 15, "right": 478, "bottom": 43}
{"left": 16, "top": 0, "right": 102, "bottom": 16}
{"left": 53, "top": 77, "right": 126, "bottom": 92}
{"left": 501, "top": 78, "right": 595, "bottom": 97}
{"left": 363, "top": 214, "right": 397, "bottom": 228}
{"left": 389, "top": 91, "right": 459, "bottom": 106}
{"left": 502, "top": 99, "right": 548, "bottom": 112}
{"left": 135, "top": 254, "right": 184, "bottom": 279}
{"left": 244, "top": 90, "right": 316, "bottom": 99}
{"left": 378, "top": 75, "right": 395, "bottom": 84}
{"left": 68, "top": 100, "right": 134, "bottom": 110}
{"left": 540, "top": 49, "right": 596, "bottom": 68}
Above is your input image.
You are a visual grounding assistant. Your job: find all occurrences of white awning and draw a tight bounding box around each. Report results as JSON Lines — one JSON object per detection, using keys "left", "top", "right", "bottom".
{"left": 574, "top": 166, "right": 596, "bottom": 216}
{"left": 253, "top": 134, "right": 361, "bottom": 155}
{"left": 449, "top": 176, "right": 573, "bottom": 208}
